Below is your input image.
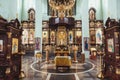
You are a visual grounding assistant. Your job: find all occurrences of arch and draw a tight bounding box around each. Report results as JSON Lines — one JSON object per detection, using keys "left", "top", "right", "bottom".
{"left": 89, "top": 7, "right": 96, "bottom": 20}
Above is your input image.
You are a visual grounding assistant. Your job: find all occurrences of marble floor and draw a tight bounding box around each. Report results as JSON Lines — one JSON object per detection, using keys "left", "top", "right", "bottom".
{"left": 20, "top": 55, "right": 106, "bottom": 80}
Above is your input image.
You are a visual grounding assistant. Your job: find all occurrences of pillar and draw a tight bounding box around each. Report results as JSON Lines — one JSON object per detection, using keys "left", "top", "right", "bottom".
{"left": 81, "top": 0, "right": 89, "bottom": 58}
{"left": 35, "top": 0, "right": 42, "bottom": 54}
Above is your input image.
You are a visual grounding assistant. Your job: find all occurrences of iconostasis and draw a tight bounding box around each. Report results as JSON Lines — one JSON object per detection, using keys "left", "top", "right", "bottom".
{"left": 89, "top": 7, "right": 105, "bottom": 57}
{"left": 21, "top": 8, "right": 35, "bottom": 52}
{"left": 42, "top": 20, "right": 82, "bottom": 54}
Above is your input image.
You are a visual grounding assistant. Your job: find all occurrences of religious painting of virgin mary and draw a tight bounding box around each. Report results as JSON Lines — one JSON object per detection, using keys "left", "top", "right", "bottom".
{"left": 84, "top": 37, "right": 89, "bottom": 51}
{"left": 69, "top": 31, "right": 73, "bottom": 44}
{"left": 96, "top": 29, "right": 102, "bottom": 44}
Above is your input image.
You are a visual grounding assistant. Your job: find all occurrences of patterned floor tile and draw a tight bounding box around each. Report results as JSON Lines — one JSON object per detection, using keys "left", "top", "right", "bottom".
{"left": 21, "top": 55, "right": 104, "bottom": 80}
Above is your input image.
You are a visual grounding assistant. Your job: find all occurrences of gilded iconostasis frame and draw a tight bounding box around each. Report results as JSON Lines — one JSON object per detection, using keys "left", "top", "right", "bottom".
{"left": 42, "top": 20, "right": 82, "bottom": 53}
{"left": 89, "top": 7, "right": 104, "bottom": 51}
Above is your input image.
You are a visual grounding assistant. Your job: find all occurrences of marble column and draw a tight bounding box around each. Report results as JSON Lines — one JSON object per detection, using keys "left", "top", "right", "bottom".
{"left": 81, "top": 0, "right": 89, "bottom": 58}
{"left": 35, "top": 0, "right": 42, "bottom": 54}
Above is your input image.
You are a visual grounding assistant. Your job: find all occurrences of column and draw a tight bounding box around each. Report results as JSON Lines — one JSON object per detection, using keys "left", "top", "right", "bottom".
{"left": 81, "top": 0, "right": 89, "bottom": 58}
{"left": 35, "top": 0, "right": 42, "bottom": 54}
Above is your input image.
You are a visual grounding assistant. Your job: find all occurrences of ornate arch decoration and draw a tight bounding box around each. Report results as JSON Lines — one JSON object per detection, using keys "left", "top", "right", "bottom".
{"left": 28, "top": 8, "right": 35, "bottom": 21}
{"left": 89, "top": 7, "right": 96, "bottom": 21}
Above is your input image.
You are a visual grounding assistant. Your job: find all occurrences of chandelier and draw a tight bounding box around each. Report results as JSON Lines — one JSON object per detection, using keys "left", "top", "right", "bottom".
{"left": 49, "top": 0, "right": 75, "bottom": 18}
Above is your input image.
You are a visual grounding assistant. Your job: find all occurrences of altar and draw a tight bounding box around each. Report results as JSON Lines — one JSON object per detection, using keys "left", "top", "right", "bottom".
{"left": 54, "top": 56, "right": 71, "bottom": 69}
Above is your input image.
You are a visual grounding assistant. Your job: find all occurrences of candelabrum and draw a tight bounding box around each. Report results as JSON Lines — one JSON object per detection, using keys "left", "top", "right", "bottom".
{"left": 97, "top": 52, "right": 104, "bottom": 79}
